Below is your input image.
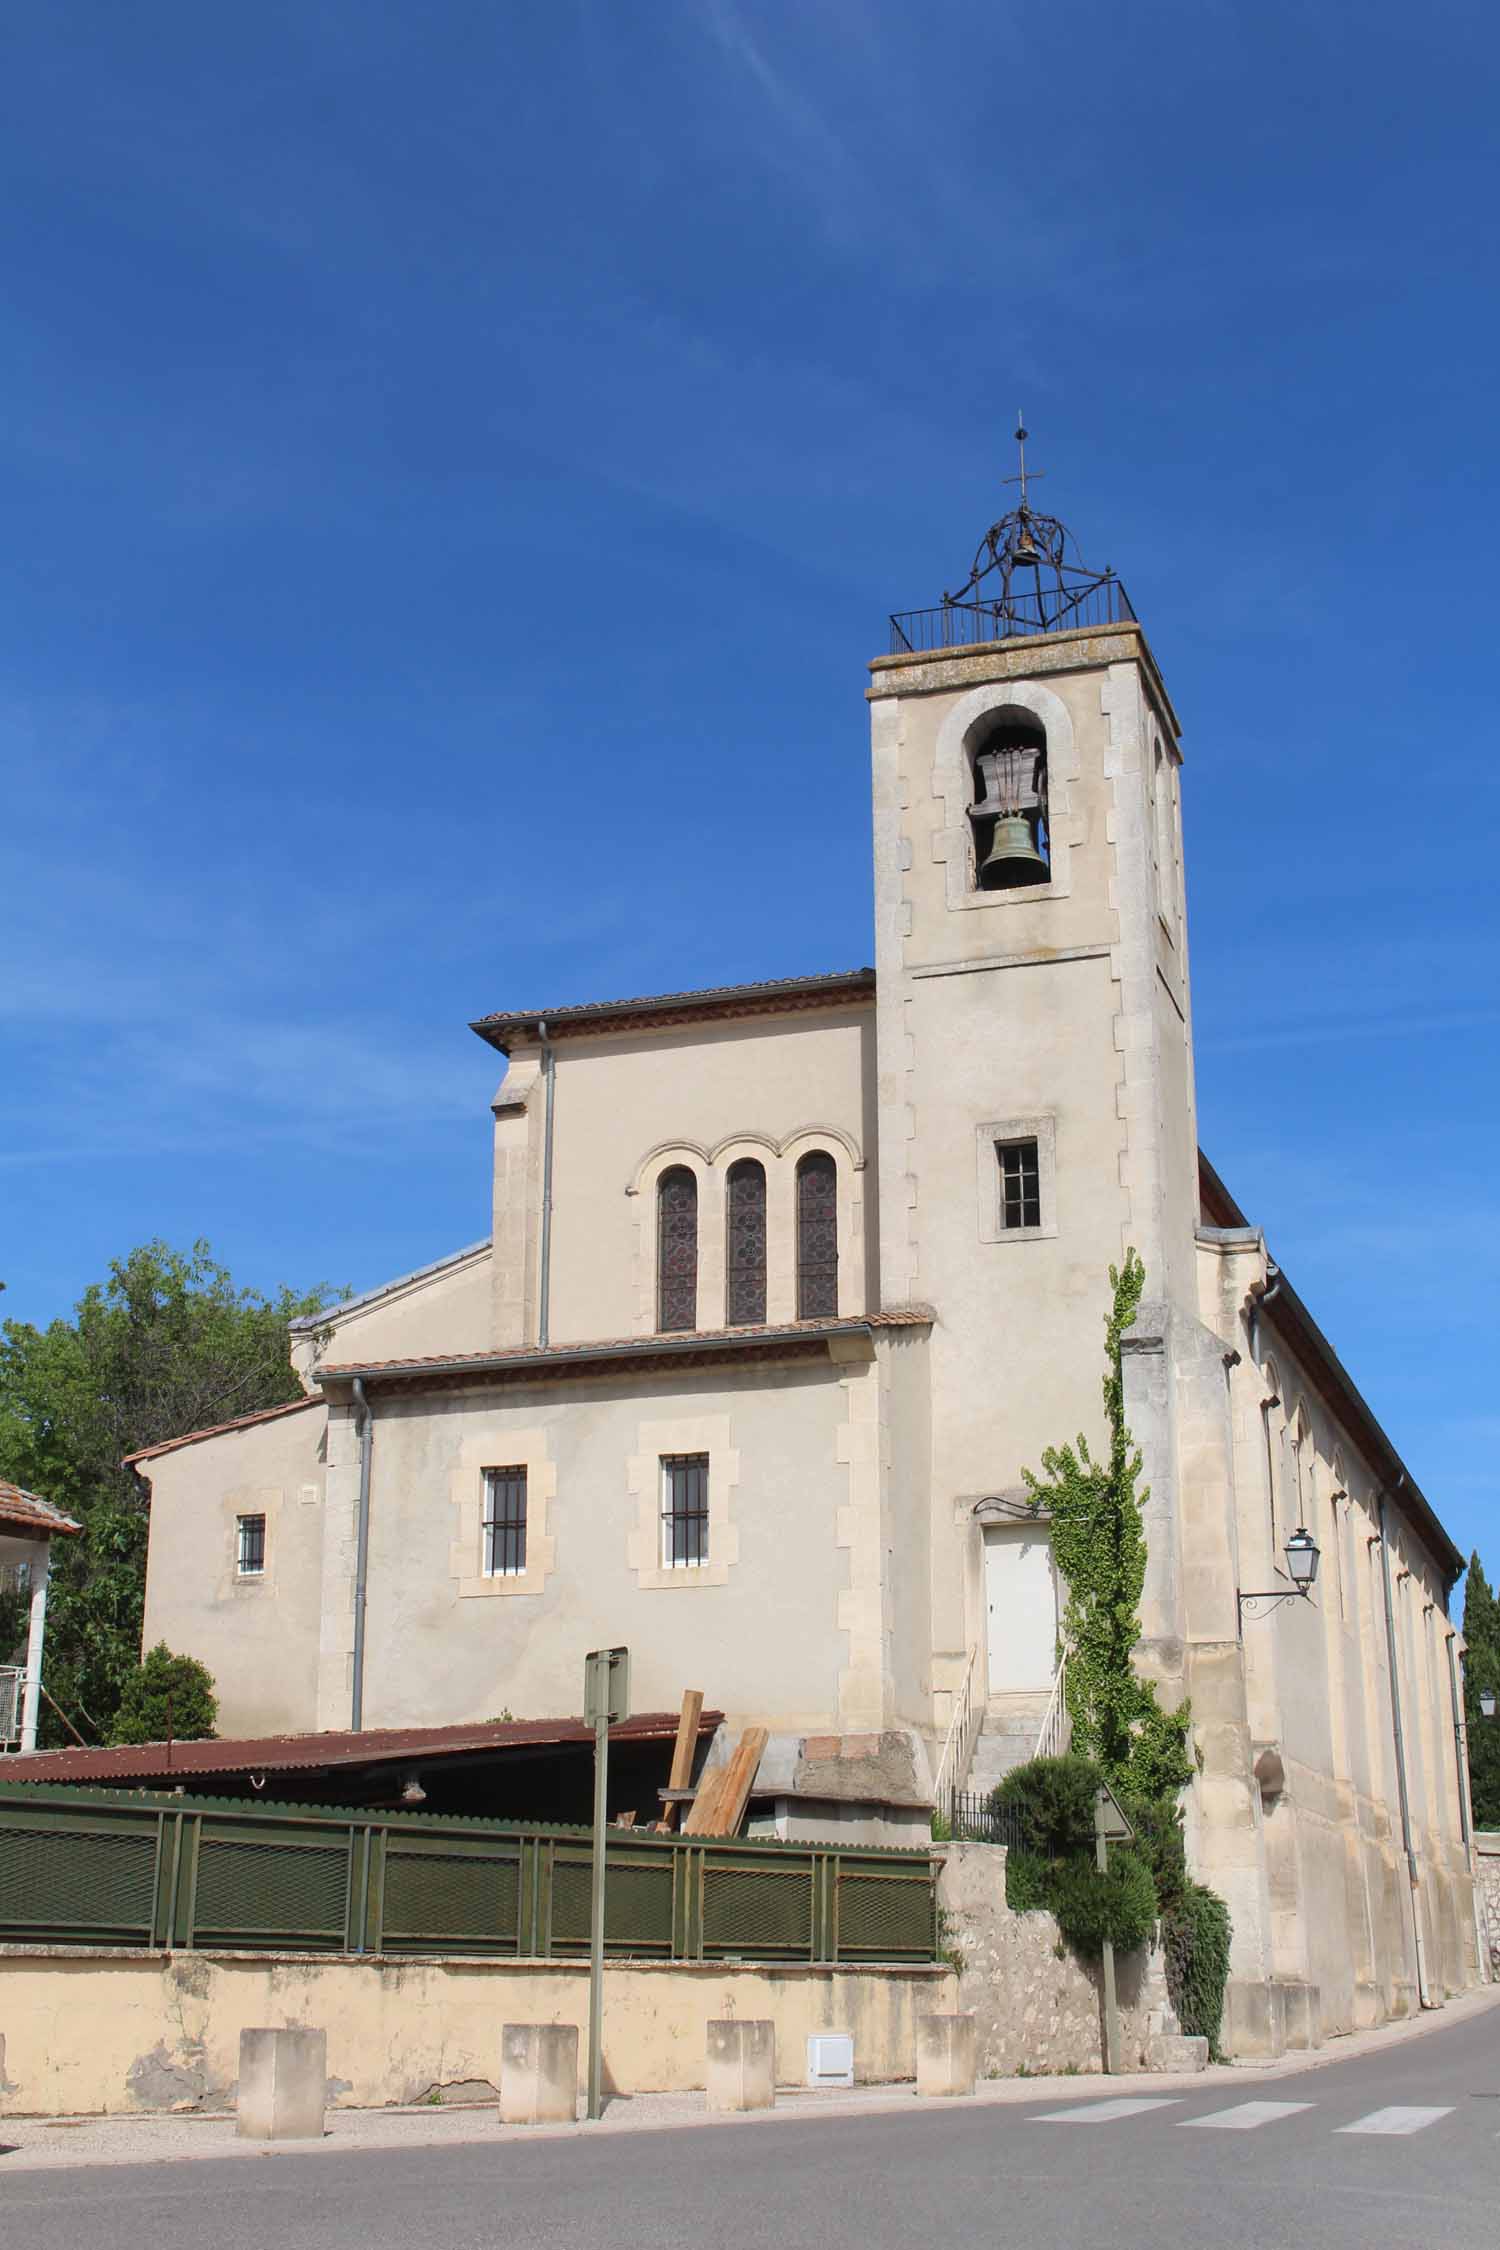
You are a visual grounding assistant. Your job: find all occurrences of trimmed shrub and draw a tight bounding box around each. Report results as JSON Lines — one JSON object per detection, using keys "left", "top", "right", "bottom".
{"left": 1048, "top": 1847, "right": 1158, "bottom": 1957}
{"left": 1004, "top": 1848, "right": 1052, "bottom": 1913}
{"left": 1163, "top": 1880, "right": 1233, "bottom": 2057}
{"left": 993, "top": 1754, "right": 1102, "bottom": 1860}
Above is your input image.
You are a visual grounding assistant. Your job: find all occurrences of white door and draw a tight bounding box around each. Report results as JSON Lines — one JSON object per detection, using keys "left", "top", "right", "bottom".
{"left": 983, "top": 1525, "right": 1057, "bottom": 1691}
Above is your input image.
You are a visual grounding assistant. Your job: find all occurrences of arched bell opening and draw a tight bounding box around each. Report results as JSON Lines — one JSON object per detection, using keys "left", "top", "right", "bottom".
{"left": 967, "top": 716, "right": 1050, "bottom": 891}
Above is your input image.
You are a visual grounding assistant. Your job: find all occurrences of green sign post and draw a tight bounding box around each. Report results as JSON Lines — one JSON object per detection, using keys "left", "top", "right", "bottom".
{"left": 1093, "top": 1781, "right": 1133, "bottom": 2075}
{"left": 584, "top": 1646, "right": 630, "bottom": 2121}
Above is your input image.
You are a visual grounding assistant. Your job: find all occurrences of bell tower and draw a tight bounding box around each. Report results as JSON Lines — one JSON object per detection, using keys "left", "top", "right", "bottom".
{"left": 868, "top": 432, "right": 1203, "bottom": 1676}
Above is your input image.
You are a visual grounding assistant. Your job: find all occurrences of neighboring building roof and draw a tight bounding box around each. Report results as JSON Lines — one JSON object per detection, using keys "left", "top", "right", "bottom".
{"left": 0, "top": 1482, "right": 81, "bottom": 1538}
{"left": 287, "top": 1241, "right": 490, "bottom": 1335}
{"left": 123, "top": 1394, "right": 324, "bottom": 1467}
{"left": 1197, "top": 1151, "right": 1464, "bottom": 1587}
{"left": 314, "top": 1310, "right": 936, "bottom": 1391}
{"left": 470, "top": 968, "right": 877, "bottom": 1055}
{"left": 0, "top": 1709, "right": 720, "bottom": 1788}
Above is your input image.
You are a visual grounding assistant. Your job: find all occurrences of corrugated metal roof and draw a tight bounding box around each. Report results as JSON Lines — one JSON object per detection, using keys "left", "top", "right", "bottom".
{"left": 0, "top": 1709, "right": 719, "bottom": 1786}
{"left": 0, "top": 1481, "right": 81, "bottom": 1537}
{"left": 471, "top": 968, "right": 876, "bottom": 1053}
{"left": 123, "top": 1394, "right": 323, "bottom": 1466}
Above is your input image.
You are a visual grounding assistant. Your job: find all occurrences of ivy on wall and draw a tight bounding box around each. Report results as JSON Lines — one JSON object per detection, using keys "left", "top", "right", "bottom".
{"left": 1022, "top": 1249, "right": 1192, "bottom": 1800}
{"left": 996, "top": 1252, "right": 1233, "bottom": 2057}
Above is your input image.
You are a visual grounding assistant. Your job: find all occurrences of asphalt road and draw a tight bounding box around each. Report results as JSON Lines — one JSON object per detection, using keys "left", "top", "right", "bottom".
{"left": 7, "top": 2005, "right": 1499, "bottom": 2250}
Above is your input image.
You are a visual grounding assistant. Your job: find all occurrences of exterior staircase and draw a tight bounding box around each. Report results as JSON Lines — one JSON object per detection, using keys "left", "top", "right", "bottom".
{"left": 966, "top": 1691, "right": 1056, "bottom": 1798}
{"left": 934, "top": 1655, "right": 1070, "bottom": 1827}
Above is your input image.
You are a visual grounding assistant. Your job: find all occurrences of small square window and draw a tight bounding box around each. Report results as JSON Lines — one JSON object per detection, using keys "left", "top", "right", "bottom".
{"left": 483, "top": 1467, "right": 528, "bottom": 1577}
{"left": 236, "top": 1514, "right": 266, "bottom": 1576}
{"left": 996, "top": 1138, "right": 1042, "bottom": 1230}
{"left": 661, "top": 1454, "right": 709, "bottom": 1569}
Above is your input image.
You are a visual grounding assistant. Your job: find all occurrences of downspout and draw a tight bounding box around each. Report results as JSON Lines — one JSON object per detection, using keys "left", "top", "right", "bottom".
{"left": 1445, "top": 1628, "right": 1490, "bottom": 1983}
{"left": 1248, "top": 1260, "right": 1282, "bottom": 1370}
{"left": 537, "top": 1018, "right": 556, "bottom": 1349}
{"left": 1378, "top": 1481, "right": 1433, "bottom": 2007}
{"left": 349, "top": 1377, "right": 374, "bottom": 1732}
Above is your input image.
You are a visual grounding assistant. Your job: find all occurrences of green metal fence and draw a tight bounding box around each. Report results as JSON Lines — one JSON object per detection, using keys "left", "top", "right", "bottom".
{"left": 0, "top": 1781, "right": 938, "bottom": 1965}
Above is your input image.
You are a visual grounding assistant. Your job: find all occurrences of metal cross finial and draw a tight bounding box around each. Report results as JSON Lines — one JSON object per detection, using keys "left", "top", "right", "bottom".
{"left": 1003, "top": 414, "right": 1044, "bottom": 511}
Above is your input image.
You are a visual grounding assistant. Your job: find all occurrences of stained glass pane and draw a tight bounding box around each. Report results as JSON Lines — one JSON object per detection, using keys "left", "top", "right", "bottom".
{"left": 796, "top": 1152, "right": 839, "bottom": 1319}
{"left": 725, "top": 1159, "right": 767, "bottom": 1326}
{"left": 657, "top": 1167, "right": 698, "bottom": 1332}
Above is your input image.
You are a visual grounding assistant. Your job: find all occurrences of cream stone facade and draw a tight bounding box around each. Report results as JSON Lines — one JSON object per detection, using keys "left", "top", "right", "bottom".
{"left": 135, "top": 539, "right": 1481, "bottom": 2054}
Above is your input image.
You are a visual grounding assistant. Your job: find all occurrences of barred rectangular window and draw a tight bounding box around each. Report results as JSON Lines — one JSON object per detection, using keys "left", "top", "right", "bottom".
{"left": 660, "top": 1453, "right": 709, "bottom": 1569}
{"left": 236, "top": 1513, "right": 266, "bottom": 1576}
{"left": 483, "top": 1467, "right": 528, "bottom": 1576}
{"left": 996, "top": 1138, "right": 1042, "bottom": 1230}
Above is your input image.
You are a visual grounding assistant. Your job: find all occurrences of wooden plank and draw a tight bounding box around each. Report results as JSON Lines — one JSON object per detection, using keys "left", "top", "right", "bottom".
{"left": 654, "top": 1690, "right": 704, "bottom": 1835}
{"left": 682, "top": 1727, "right": 767, "bottom": 1838}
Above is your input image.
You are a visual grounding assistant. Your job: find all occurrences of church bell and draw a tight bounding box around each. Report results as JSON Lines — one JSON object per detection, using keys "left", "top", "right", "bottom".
{"left": 980, "top": 812, "right": 1049, "bottom": 885}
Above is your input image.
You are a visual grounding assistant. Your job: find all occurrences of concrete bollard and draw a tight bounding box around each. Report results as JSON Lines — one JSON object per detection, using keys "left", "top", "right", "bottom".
{"left": 499, "top": 2022, "right": 579, "bottom": 2124}
{"left": 236, "top": 2027, "right": 327, "bottom": 2141}
{"left": 915, "top": 2012, "right": 977, "bottom": 2098}
{"left": 705, "top": 2019, "right": 775, "bottom": 2114}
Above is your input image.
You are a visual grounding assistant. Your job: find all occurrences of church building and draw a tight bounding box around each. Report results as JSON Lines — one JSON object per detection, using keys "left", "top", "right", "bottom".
{"left": 127, "top": 464, "right": 1483, "bottom": 2055}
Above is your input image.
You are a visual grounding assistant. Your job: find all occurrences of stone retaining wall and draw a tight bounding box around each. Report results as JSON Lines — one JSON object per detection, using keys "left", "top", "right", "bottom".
{"left": 1476, "top": 1833, "right": 1500, "bottom": 1977}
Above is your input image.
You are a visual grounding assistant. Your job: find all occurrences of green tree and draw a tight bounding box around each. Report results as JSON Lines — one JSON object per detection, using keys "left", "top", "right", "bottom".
{"left": 1462, "top": 1551, "right": 1500, "bottom": 1829}
{"left": 1021, "top": 1249, "right": 1193, "bottom": 1799}
{"left": 107, "top": 1643, "right": 218, "bottom": 1745}
{"left": 0, "top": 1241, "right": 338, "bottom": 1745}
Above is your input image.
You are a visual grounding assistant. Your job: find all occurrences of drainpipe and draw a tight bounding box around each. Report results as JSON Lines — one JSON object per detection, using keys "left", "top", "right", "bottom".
{"left": 536, "top": 1018, "right": 556, "bottom": 1349}
{"left": 19, "top": 1544, "right": 51, "bottom": 1753}
{"left": 349, "top": 1377, "right": 374, "bottom": 1732}
{"left": 1445, "top": 1628, "right": 1490, "bottom": 1983}
{"left": 1378, "top": 1482, "right": 1433, "bottom": 2008}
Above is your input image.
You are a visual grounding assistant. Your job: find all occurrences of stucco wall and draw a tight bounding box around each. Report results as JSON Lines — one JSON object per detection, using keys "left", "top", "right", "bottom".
{"left": 0, "top": 1950, "right": 955, "bottom": 2116}
{"left": 140, "top": 1402, "right": 327, "bottom": 1737}
{"left": 289, "top": 1247, "right": 493, "bottom": 1388}
{"left": 491, "top": 1006, "right": 877, "bottom": 1352}
{"left": 317, "top": 1343, "right": 921, "bottom": 1737}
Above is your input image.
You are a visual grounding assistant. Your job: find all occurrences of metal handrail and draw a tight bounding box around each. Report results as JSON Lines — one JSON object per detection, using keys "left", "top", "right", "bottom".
{"left": 933, "top": 1645, "right": 983, "bottom": 1826}
{"left": 1034, "top": 1658, "right": 1070, "bottom": 1763}
{"left": 890, "top": 575, "right": 1135, "bottom": 656}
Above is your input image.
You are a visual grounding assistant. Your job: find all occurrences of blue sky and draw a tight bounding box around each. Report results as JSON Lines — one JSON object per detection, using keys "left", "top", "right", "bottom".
{"left": 4, "top": 3, "right": 1497, "bottom": 1570}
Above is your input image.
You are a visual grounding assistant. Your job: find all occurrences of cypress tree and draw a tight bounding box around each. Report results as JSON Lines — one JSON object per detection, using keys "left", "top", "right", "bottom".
{"left": 1462, "top": 1552, "right": 1500, "bottom": 1830}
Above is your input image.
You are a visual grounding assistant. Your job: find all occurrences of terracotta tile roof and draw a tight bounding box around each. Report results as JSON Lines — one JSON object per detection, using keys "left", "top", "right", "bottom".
{"left": 0, "top": 1709, "right": 720, "bottom": 1787}
{"left": 471, "top": 968, "right": 876, "bottom": 1053}
{"left": 0, "top": 1482, "right": 81, "bottom": 1537}
{"left": 123, "top": 1394, "right": 323, "bottom": 1466}
{"left": 316, "top": 1310, "right": 936, "bottom": 1386}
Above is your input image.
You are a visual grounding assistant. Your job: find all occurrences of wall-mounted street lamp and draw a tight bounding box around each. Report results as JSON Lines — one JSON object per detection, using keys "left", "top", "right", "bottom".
{"left": 1238, "top": 1527, "right": 1321, "bottom": 1632}
{"left": 1481, "top": 1689, "right": 1497, "bottom": 1721}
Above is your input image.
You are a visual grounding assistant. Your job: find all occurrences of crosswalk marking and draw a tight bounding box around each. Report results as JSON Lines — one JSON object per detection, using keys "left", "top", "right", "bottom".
{"left": 1179, "top": 2100, "right": 1313, "bottom": 2131}
{"left": 1032, "top": 2098, "right": 1182, "bottom": 2124}
{"left": 1336, "top": 2106, "right": 1454, "bottom": 2136}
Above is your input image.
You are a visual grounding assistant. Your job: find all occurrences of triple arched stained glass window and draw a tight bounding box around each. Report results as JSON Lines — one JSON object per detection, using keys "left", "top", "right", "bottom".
{"left": 725, "top": 1158, "right": 767, "bottom": 1326}
{"left": 796, "top": 1151, "right": 839, "bottom": 1318}
{"left": 654, "top": 1148, "right": 841, "bottom": 1331}
{"left": 656, "top": 1166, "right": 698, "bottom": 1332}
